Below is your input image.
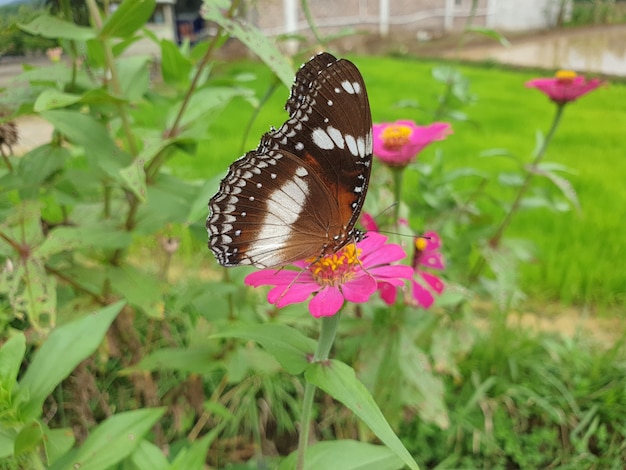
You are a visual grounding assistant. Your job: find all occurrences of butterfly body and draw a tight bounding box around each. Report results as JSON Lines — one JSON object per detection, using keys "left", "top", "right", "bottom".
{"left": 208, "top": 53, "right": 372, "bottom": 268}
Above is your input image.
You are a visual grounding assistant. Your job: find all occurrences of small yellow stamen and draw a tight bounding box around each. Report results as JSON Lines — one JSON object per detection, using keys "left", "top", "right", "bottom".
{"left": 415, "top": 237, "right": 427, "bottom": 252}
{"left": 307, "top": 244, "right": 363, "bottom": 286}
{"left": 555, "top": 70, "right": 577, "bottom": 84}
{"left": 381, "top": 125, "right": 412, "bottom": 150}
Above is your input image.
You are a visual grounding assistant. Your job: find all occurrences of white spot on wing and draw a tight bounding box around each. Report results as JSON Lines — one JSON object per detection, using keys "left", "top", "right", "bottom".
{"left": 326, "top": 126, "right": 345, "bottom": 149}
{"left": 341, "top": 80, "right": 355, "bottom": 94}
{"left": 312, "top": 128, "right": 334, "bottom": 150}
{"left": 345, "top": 134, "right": 358, "bottom": 156}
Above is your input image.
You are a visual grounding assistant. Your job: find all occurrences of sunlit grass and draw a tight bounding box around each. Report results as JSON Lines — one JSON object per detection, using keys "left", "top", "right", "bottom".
{"left": 171, "top": 56, "right": 626, "bottom": 307}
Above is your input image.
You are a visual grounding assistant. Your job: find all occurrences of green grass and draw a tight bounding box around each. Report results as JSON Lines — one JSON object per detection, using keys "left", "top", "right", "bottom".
{"left": 170, "top": 56, "right": 626, "bottom": 307}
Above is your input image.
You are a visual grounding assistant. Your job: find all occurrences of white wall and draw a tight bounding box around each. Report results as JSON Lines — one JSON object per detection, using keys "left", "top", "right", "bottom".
{"left": 491, "top": 0, "right": 571, "bottom": 30}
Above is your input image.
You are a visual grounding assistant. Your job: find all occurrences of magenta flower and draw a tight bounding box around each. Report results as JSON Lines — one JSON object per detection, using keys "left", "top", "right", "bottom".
{"left": 373, "top": 120, "right": 452, "bottom": 167}
{"left": 526, "top": 71, "right": 604, "bottom": 105}
{"left": 245, "top": 232, "right": 413, "bottom": 317}
{"left": 378, "top": 231, "right": 445, "bottom": 309}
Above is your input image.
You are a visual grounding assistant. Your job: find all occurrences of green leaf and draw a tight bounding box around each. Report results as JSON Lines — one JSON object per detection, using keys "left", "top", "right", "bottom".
{"left": 41, "top": 110, "right": 132, "bottom": 177}
{"left": 280, "top": 440, "right": 404, "bottom": 470}
{"left": 532, "top": 164, "right": 581, "bottom": 212}
{"left": 116, "top": 55, "right": 151, "bottom": 101}
{"left": 35, "top": 225, "right": 133, "bottom": 258}
{"left": 129, "top": 440, "right": 169, "bottom": 470}
{"left": 42, "top": 427, "right": 75, "bottom": 467}
{"left": 18, "top": 15, "right": 95, "bottom": 41}
{"left": 305, "top": 360, "right": 420, "bottom": 470}
{"left": 0, "top": 334, "right": 26, "bottom": 395}
{"left": 108, "top": 266, "right": 163, "bottom": 318}
{"left": 202, "top": 4, "right": 294, "bottom": 88}
{"left": 34, "top": 90, "right": 82, "bottom": 112}
{"left": 14, "top": 420, "right": 43, "bottom": 456}
{"left": 170, "top": 434, "right": 213, "bottom": 470}
{"left": 211, "top": 324, "right": 316, "bottom": 375}
{"left": 126, "top": 347, "right": 222, "bottom": 375}
{"left": 100, "top": 0, "right": 156, "bottom": 39}
{"left": 18, "top": 302, "right": 125, "bottom": 420}
{"left": 0, "top": 427, "right": 16, "bottom": 459}
{"left": 16, "top": 145, "right": 70, "bottom": 195}
{"left": 119, "top": 159, "right": 148, "bottom": 202}
{"left": 161, "top": 40, "right": 193, "bottom": 86}
{"left": 49, "top": 408, "right": 165, "bottom": 470}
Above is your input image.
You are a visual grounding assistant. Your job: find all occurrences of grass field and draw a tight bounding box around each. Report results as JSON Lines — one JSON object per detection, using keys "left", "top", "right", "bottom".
{"left": 170, "top": 55, "right": 626, "bottom": 308}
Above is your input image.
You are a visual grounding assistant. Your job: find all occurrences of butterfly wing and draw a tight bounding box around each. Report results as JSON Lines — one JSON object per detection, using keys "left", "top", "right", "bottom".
{"left": 208, "top": 53, "right": 372, "bottom": 268}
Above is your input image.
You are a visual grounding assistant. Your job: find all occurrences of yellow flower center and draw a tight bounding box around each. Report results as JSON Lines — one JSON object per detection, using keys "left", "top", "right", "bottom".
{"left": 415, "top": 237, "right": 427, "bottom": 252}
{"left": 307, "top": 243, "right": 362, "bottom": 286}
{"left": 555, "top": 70, "right": 577, "bottom": 84}
{"left": 381, "top": 125, "right": 413, "bottom": 150}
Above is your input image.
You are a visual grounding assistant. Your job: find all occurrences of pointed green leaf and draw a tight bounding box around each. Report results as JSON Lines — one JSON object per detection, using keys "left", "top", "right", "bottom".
{"left": 19, "top": 302, "right": 125, "bottom": 420}
{"left": 533, "top": 164, "right": 581, "bottom": 212}
{"left": 49, "top": 408, "right": 165, "bottom": 470}
{"left": 305, "top": 360, "right": 420, "bottom": 470}
{"left": 116, "top": 55, "right": 151, "bottom": 101}
{"left": 42, "top": 427, "right": 75, "bottom": 467}
{"left": 108, "top": 266, "right": 163, "bottom": 318}
{"left": 14, "top": 421, "right": 43, "bottom": 456}
{"left": 100, "top": 0, "right": 156, "bottom": 39}
{"left": 34, "top": 90, "right": 82, "bottom": 112}
{"left": 126, "top": 346, "right": 222, "bottom": 375}
{"left": 202, "top": 4, "right": 293, "bottom": 88}
{"left": 0, "top": 334, "right": 26, "bottom": 395}
{"left": 280, "top": 440, "right": 404, "bottom": 470}
{"left": 170, "top": 434, "right": 213, "bottom": 470}
{"left": 35, "top": 225, "right": 133, "bottom": 258}
{"left": 119, "top": 159, "right": 148, "bottom": 202}
{"left": 161, "top": 40, "right": 193, "bottom": 86}
{"left": 129, "top": 440, "right": 169, "bottom": 470}
{"left": 18, "top": 15, "right": 95, "bottom": 41}
{"left": 211, "top": 324, "right": 316, "bottom": 375}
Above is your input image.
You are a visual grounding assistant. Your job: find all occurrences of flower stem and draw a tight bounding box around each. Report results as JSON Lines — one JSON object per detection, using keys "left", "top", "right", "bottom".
{"left": 390, "top": 166, "right": 404, "bottom": 227}
{"left": 296, "top": 313, "right": 342, "bottom": 470}
{"left": 469, "top": 103, "right": 565, "bottom": 282}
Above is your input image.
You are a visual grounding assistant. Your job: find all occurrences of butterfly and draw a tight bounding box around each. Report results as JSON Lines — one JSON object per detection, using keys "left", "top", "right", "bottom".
{"left": 207, "top": 52, "right": 372, "bottom": 268}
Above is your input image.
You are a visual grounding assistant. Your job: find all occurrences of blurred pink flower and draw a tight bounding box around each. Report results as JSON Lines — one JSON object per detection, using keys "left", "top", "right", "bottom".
{"left": 46, "top": 47, "right": 63, "bottom": 63}
{"left": 525, "top": 71, "right": 604, "bottom": 105}
{"left": 378, "top": 231, "right": 445, "bottom": 308}
{"left": 245, "top": 232, "right": 413, "bottom": 318}
{"left": 373, "top": 120, "right": 452, "bottom": 167}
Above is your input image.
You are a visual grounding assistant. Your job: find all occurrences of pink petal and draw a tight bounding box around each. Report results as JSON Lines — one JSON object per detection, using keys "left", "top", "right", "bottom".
{"left": 378, "top": 282, "right": 397, "bottom": 305}
{"left": 412, "top": 279, "right": 434, "bottom": 308}
{"left": 420, "top": 252, "right": 445, "bottom": 270}
{"left": 419, "top": 271, "right": 445, "bottom": 294}
{"left": 357, "top": 232, "right": 387, "bottom": 253}
{"left": 368, "top": 264, "right": 413, "bottom": 283}
{"left": 245, "top": 269, "right": 301, "bottom": 287}
{"left": 309, "top": 287, "right": 344, "bottom": 317}
{"left": 360, "top": 212, "right": 379, "bottom": 232}
{"left": 341, "top": 273, "right": 378, "bottom": 303}
{"left": 361, "top": 243, "right": 407, "bottom": 267}
{"left": 422, "top": 231, "right": 442, "bottom": 251}
{"left": 268, "top": 282, "right": 317, "bottom": 307}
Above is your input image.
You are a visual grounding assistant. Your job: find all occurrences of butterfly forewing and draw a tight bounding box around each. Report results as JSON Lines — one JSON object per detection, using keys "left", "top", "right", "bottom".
{"left": 208, "top": 53, "right": 372, "bottom": 268}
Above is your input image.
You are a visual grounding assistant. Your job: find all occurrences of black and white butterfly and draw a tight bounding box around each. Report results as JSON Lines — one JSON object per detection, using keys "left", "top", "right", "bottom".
{"left": 207, "top": 52, "right": 372, "bottom": 268}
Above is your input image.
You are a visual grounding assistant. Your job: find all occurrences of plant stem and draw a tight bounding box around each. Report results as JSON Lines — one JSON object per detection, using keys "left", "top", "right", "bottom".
{"left": 390, "top": 166, "right": 404, "bottom": 226}
{"left": 469, "top": 103, "right": 566, "bottom": 282}
{"left": 296, "top": 313, "right": 342, "bottom": 470}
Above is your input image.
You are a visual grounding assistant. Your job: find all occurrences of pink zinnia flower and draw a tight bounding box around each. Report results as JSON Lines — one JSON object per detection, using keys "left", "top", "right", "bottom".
{"left": 245, "top": 232, "right": 413, "bottom": 318}
{"left": 525, "top": 70, "right": 604, "bottom": 105}
{"left": 373, "top": 120, "right": 452, "bottom": 167}
{"left": 379, "top": 231, "right": 445, "bottom": 308}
